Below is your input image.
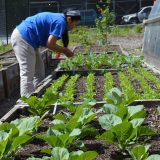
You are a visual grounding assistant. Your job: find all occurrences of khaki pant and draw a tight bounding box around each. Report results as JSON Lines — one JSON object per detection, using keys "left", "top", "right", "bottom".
{"left": 11, "top": 28, "right": 45, "bottom": 98}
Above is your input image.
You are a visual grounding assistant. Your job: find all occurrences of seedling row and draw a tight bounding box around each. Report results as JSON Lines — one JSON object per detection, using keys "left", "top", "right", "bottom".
{"left": 38, "top": 67, "right": 160, "bottom": 105}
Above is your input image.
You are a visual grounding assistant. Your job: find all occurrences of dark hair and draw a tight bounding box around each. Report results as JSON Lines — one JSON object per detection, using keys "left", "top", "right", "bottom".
{"left": 63, "top": 8, "right": 81, "bottom": 21}
{"left": 62, "top": 30, "right": 69, "bottom": 48}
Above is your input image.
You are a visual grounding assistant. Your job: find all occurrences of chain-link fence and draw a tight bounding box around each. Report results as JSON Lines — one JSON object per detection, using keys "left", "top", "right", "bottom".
{"left": 0, "top": 0, "right": 6, "bottom": 42}
{"left": 0, "top": 0, "right": 153, "bottom": 44}
{"left": 0, "top": 0, "right": 29, "bottom": 44}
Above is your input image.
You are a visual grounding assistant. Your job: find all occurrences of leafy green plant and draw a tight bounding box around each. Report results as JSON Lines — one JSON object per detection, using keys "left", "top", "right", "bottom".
{"left": 58, "top": 74, "right": 80, "bottom": 103}
{"left": 118, "top": 71, "right": 140, "bottom": 105}
{"left": 96, "top": 0, "right": 115, "bottom": 45}
{"left": 103, "top": 72, "right": 114, "bottom": 101}
{"left": 139, "top": 67, "right": 160, "bottom": 89}
{"left": 27, "top": 147, "right": 97, "bottom": 160}
{"left": 0, "top": 116, "right": 41, "bottom": 159}
{"left": 82, "top": 73, "right": 95, "bottom": 101}
{"left": 21, "top": 88, "right": 57, "bottom": 117}
{"left": 99, "top": 104, "right": 146, "bottom": 131}
{"left": 51, "top": 105, "right": 97, "bottom": 139}
{"left": 97, "top": 121, "right": 155, "bottom": 151}
{"left": 0, "top": 41, "right": 12, "bottom": 53}
{"left": 129, "top": 145, "right": 160, "bottom": 160}
{"left": 128, "top": 68, "right": 160, "bottom": 99}
{"left": 124, "top": 54, "right": 144, "bottom": 67}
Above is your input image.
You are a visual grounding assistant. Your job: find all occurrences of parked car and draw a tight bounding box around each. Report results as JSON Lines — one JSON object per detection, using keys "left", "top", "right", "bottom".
{"left": 121, "top": 6, "right": 152, "bottom": 24}
{"left": 79, "top": 9, "right": 97, "bottom": 26}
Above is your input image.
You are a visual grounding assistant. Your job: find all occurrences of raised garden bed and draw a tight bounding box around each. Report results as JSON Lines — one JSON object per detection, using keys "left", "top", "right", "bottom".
{"left": 2, "top": 65, "right": 160, "bottom": 121}
{"left": 0, "top": 69, "right": 5, "bottom": 101}
{"left": 2, "top": 63, "right": 20, "bottom": 97}
{"left": 1, "top": 100, "right": 160, "bottom": 160}
{"left": 1, "top": 66, "right": 160, "bottom": 159}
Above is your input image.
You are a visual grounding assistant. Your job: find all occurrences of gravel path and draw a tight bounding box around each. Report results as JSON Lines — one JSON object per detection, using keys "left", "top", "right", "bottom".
{"left": 109, "top": 34, "right": 144, "bottom": 55}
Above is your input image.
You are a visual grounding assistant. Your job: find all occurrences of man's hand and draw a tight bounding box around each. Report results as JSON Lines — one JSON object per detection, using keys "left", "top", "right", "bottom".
{"left": 64, "top": 48, "right": 74, "bottom": 57}
{"left": 55, "top": 52, "right": 61, "bottom": 59}
{"left": 47, "top": 35, "right": 74, "bottom": 58}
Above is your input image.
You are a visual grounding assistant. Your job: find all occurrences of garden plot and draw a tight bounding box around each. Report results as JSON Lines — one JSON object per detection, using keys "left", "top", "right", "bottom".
{"left": 38, "top": 67, "right": 160, "bottom": 105}
{"left": 1, "top": 97, "right": 159, "bottom": 160}
{"left": 58, "top": 52, "right": 143, "bottom": 71}
{"left": 1, "top": 67, "right": 160, "bottom": 159}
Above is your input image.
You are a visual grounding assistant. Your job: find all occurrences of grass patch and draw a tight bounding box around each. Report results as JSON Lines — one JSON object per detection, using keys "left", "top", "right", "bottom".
{"left": 68, "top": 24, "right": 144, "bottom": 46}
{"left": 110, "top": 24, "right": 144, "bottom": 36}
{"left": 0, "top": 42, "right": 12, "bottom": 54}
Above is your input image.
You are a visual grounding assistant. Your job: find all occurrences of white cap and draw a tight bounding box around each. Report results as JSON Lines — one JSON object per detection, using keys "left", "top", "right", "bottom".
{"left": 66, "top": 10, "right": 81, "bottom": 16}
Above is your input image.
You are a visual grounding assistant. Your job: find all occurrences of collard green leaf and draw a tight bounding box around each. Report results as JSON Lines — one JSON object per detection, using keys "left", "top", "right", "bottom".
{"left": 72, "top": 151, "right": 98, "bottom": 160}
{"left": 98, "top": 114, "right": 122, "bottom": 130}
{"left": 70, "top": 128, "right": 81, "bottom": 137}
{"left": 97, "top": 131, "right": 115, "bottom": 144}
{"left": 147, "top": 155, "right": 160, "bottom": 160}
{"left": 11, "top": 116, "right": 41, "bottom": 135}
{"left": 51, "top": 147, "right": 69, "bottom": 160}
{"left": 127, "top": 105, "right": 144, "bottom": 117}
{"left": 11, "top": 134, "right": 32, "bottom": 153}
{"left": 115, "top": 107, "right": 128, "bottom": 120}
{"left": 112, "top": 121, "right": 133, "bottom": 143}
{"left": 77, "top": 108, "right": 96, "bottom": 125}
{"left": 137, "top": 126, "right": 156, "bottom": 137}
{"left": 130, "top": 118, "right": 145, "bottom": 128}
{"left": 106, "top": 87, "right": 122, "bottom": 105}
{"left": 103, "top": 104, "right": 117, "bottom": 114}
{"left": 130, "top": 110, "right": 146, "bottom": 120}
{"left": 129, "top": 145, "right": 150, "bottom": 160}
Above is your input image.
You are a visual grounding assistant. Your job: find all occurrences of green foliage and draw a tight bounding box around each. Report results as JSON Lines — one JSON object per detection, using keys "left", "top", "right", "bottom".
{"left": 59, "top": 52, "right": 143, "bottom": 70}
{"left": 97, "top": 121, "right": 155, "bottom": 151}
{"left": 111, "top": 25, "right": 144, "bottom": 37}
{"left": 0, "top": 116, "right": 41, "bottom": 159}
{"left": 128, "top": 68, "right": 160, "bottom": 99}
{"left": 27, "top": 147, "right": 97, "bottom": 160}
{"left": 58, "top": 74, "right": 80, "bottom": 102}
{"left": 129, "top": 145, "right": 160, "bottom": 160}
{"left": 96, "top": 1, "right": 115, "bottom": 45}
{"left": 21, "top": 88, "right": 57, "bottom": 117}
{"left": 134, "top": 24, "right": 144, "bottom": 33}
{"left": 82, "top": 73, "right": 95, "bottom": 101}
{"left": 0, "top": 41, "right": 12, "bottom": 54}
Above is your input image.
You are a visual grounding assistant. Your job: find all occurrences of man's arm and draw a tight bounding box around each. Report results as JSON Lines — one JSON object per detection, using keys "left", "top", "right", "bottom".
{"left": 46, "top": 35, "right": 74, "bottom": 57}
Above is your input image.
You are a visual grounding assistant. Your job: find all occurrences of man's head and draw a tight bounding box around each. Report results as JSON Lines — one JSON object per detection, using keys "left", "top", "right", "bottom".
{"left": 65, "top": 9, "right": 81, "bottom": 30}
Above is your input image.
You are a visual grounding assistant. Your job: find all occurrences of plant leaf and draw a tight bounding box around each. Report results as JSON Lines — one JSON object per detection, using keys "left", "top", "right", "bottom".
{"left": 51, "top": 147, "right": 69, "bottom": 160}
{"left": 98, "top": 114, "right": 122, "bottom": 130}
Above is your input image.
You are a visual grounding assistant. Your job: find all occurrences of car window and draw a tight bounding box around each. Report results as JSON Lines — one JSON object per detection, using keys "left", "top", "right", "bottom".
{"left": 143, "top": 8, "right": 152, "bottom": 14}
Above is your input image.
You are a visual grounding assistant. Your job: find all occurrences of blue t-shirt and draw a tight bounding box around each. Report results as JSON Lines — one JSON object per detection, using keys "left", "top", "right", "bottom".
{"left": 17, "top": 12, "right": 67, "bottom": 48}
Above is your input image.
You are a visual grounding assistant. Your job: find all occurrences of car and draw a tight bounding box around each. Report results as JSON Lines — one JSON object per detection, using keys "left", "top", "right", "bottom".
{"left": 79, "top": 9, "right": 97, "bottom": 26}
{"left": 121, "top": 6, "right": 152, "bottom": 24}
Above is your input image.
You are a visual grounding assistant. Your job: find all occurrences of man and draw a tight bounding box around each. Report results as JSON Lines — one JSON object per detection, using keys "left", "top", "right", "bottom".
{"left": 11, "top": 9, "right": 81, "bottom": 98}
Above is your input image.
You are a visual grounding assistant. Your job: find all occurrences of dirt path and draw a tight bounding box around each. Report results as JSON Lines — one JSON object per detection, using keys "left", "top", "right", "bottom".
{"left": 109, "top": 34, "right": 144, "bottom": 55}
